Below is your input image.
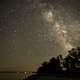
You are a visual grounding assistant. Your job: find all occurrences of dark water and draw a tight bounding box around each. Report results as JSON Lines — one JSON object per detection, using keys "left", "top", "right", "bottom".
{"left": 0, "top": 73, "right": 28, "bottom": 80}
{"left": 1, "top": 73, "right": 80, "bottom": 80}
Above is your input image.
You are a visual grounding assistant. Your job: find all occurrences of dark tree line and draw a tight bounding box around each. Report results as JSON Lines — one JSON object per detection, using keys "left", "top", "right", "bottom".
{"left": 24, "top": 47, "right": 80, "bottom": 80}
{"left": 37, "top": 47, "right": 80, "bottom": 77}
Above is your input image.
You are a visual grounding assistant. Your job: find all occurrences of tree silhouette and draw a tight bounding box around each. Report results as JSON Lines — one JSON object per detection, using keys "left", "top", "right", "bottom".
{"left": 64, "top": 47, "right": 80, "bottom": 73}
{"left": 37, "top": 47, "right": 80, "bottom": 76}
{"left": 56, "top": 55, "right": 63, "bottom": 73}
{"left": 37, "top": 57, "right": 62, "bottom": 75}
{"left": 24, "top": 47, "right": 80, "bottom": 80}
{"left": 37, "top": 61, "right": 48, "bottom": 74}
{"left": 49, "top": 57, "right": 61, "bottom": 74}
{"left": 36, "top": 47, "right": 80, "bottom": 77}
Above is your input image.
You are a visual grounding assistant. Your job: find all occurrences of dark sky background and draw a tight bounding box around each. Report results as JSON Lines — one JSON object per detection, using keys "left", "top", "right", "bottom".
{"left": 0, "top": 0, "right": 80, "bottom": 71}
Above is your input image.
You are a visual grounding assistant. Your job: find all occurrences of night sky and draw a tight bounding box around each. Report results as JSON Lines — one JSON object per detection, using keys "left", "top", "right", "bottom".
{"left": 0, "top": 0, "right": 80, "bottom": 71}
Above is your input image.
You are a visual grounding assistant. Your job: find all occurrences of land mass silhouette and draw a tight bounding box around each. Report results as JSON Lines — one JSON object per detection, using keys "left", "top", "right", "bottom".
{"left": 24, "top": 47, "right": 80, "bottom": 80}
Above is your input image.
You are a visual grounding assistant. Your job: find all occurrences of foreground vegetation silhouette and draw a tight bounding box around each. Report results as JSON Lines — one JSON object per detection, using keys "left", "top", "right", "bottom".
{"left": 24, "top": 47, "right": 80, "bottom": 80}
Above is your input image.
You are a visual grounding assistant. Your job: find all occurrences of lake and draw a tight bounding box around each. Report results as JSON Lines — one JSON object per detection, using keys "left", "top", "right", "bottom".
{"left": 0, "top": 72, "right": 31, "bottom": 80}
{"left": 0, "top": 72, "right": 80, "bottom": 80}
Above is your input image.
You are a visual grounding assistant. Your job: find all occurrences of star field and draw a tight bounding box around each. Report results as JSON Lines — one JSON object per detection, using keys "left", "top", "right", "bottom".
{"left": 0, "top": 0, "right": 80, "bottom": 71}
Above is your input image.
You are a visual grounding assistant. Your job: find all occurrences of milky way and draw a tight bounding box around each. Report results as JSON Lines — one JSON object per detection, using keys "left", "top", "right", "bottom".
{"left": 0, "top": 0, "right": 80, "bottom": 71}
{"left": 40, "top": 0, "right": 80, "bottom": 56}
{"left": 41, "top": 9, "right": 73, "bottom": 55}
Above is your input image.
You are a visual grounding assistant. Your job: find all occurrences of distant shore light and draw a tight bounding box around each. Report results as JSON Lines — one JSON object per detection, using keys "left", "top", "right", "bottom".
{"left": 24, "top": 72, "right": 27, "bottom": 74}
